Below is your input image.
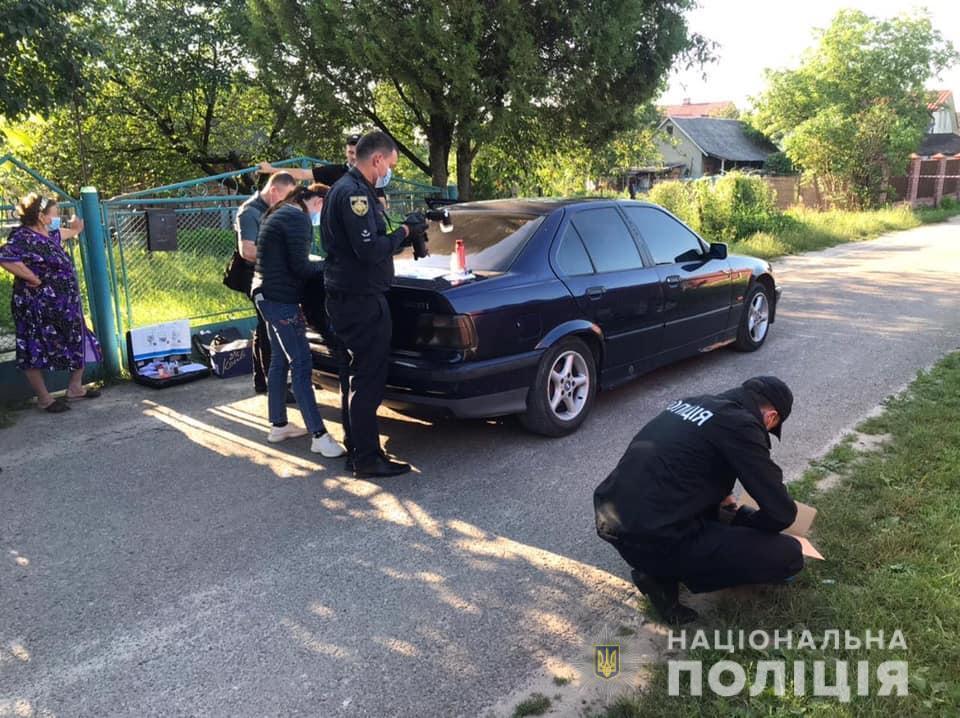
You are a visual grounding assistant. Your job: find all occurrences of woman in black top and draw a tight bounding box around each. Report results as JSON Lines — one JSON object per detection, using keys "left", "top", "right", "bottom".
{"left": 252, "top": 183, "right": 345, "bottom": 458}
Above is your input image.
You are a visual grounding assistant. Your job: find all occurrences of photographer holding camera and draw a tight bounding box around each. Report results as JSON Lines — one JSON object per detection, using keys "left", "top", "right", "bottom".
{"left": 321, "top": 131, "right": 427, "bottom": 478}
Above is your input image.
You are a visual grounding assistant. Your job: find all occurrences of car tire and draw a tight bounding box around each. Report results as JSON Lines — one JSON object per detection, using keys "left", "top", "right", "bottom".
{"left": 734, "top": 283, "right": 772, "bottom": 352}
{"left": 519, "top": 337, "right": 597, "bottom": 437}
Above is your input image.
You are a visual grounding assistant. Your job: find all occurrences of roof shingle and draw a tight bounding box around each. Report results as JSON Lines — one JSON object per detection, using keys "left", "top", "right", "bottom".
{"left": 667, "top": 117, "right": 779, "bottom": 162}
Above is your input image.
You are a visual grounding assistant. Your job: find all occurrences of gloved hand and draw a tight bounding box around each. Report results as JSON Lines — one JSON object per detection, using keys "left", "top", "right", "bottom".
{"left": 403, "top": 211, "right": 428, "bottom": 238}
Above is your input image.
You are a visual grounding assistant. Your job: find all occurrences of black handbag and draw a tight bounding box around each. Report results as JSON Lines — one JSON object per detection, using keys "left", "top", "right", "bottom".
{"left": 223, "top": 250, "right": 254, "bottom": 294}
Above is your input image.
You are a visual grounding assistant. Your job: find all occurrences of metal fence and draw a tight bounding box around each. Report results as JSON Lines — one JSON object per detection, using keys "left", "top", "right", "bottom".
{"left": 102, "top": 194, "right": 252, "bottom": 336}
{"left": 1, "top": 154, "right": 449, "bottom": 369}
{"left": 100, "top": 158, "right": 449, "bottom": 352}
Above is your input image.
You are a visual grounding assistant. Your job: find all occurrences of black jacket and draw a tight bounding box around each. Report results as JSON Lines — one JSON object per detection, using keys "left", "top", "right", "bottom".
{"left": 593, "top": 388, "right": 797, "bottom": 547}
{"left": 321, "top": 167, "right": 406, "bottom": 295}
{"left": 251, "top": 203, "right": 323, "bottom": 304}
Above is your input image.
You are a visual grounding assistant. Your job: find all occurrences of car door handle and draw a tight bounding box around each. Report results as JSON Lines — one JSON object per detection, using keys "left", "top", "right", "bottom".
{"left": 586, "top": 286, "right": 606, "bottom": 300}
{"left": 665, "top": 275, "right": 681, "bottom": 288}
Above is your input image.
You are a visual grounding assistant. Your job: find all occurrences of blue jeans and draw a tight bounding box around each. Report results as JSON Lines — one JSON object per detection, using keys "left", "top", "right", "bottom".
{"left": 254, "top": 296, "right": 326, "bottom": 435}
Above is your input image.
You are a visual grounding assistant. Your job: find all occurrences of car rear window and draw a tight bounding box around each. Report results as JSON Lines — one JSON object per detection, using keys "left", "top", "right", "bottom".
{"left": 394, "top": 212, "right": 544, "bottom": 272}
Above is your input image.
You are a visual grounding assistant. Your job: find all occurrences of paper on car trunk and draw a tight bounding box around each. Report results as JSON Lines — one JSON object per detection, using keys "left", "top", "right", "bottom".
{"left": 739, "top": 492, "right": 824, "bottom": 560}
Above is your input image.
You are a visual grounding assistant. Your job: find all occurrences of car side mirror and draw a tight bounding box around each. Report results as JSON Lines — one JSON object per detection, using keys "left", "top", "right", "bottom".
{"left": 708, "top": 242, "right": 728, "bottom": 260}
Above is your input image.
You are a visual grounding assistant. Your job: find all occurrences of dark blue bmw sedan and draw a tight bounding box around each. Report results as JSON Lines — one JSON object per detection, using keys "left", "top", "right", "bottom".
{"left": 304, "top": 199, "right": 781, "bottom": 436}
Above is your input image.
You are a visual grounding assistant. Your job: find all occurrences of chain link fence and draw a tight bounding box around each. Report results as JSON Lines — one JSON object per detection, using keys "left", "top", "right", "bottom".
{"left": 103, "top": 196, "right": 253, "bottom": 335}
{"left": 102, "top": 165, "right": 450, "bottom": 339}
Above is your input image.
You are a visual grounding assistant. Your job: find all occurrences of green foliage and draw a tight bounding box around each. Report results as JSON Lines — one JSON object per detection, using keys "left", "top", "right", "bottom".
{"left": 752, "top": 9, "right": 958, "bottom": 208}
{"left": 1, "top": 0, "right": 342, "bottom": 196}
{"left": 248, "top": 0, "right": 708, "bottom": 197}
{"left": 762, "top": 151, "right": 795, "bottom": 176}
{"left": 511, "top": 692, "right": 551, "bottom": 718}
{"left": 0, "top": 0, "right": 100, "bottom": 118}
{"left": 648, "top": 173, "right": 780, "bottom": 242}
{"left": 647, "top": 171, "right": 960, "bottom": 259}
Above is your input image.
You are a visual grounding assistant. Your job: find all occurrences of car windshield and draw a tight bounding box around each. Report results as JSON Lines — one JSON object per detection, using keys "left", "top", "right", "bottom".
{"left": 394, "top": 212, "right": 544, "bottom": 273}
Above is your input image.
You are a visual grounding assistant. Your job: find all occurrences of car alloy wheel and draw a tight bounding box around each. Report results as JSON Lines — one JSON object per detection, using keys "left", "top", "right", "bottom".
{"left": 747, "top": 291, "right": 769, "bottom": 343}
{"left": 547, "top": 350, "right": 590, "bottom": 421}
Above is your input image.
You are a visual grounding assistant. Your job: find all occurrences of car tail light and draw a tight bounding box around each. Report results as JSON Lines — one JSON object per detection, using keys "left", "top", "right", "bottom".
{"left": 415, "top": 313, "right": 477, "bottom": 353}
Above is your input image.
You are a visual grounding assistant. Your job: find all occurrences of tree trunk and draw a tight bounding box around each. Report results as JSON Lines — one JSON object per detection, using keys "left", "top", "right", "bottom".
{"left": 456, "top": 138, "right": 476, "bottom": 201}
{"left": 427, "top": 115, "right": 452, "bottom": 189}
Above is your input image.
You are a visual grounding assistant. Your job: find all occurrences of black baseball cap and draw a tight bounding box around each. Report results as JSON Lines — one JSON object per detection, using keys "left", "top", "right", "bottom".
{"left": 742, "top": 376, "right": 793, "bottom": 438}
{"left": 345, "top": 134, "right": 361, "bottom": 145}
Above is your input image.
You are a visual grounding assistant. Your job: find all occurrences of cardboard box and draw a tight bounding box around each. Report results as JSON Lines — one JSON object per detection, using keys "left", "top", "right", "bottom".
{"left": 739, "top": 492, "right": 824, "bottom": 560}
{"left": 209, "top": 338, "right": 253, "bottom": 379}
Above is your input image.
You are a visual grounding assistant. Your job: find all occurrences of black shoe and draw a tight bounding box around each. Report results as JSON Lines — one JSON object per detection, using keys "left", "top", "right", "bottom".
{"left": 630, "top": 569, "right": 698, "bottom": 625}
{"left": 353, "top": 454, "right": 411, "bottom": 478}
{"left": 254, "top": 383, "right": 267, "bottom": 394}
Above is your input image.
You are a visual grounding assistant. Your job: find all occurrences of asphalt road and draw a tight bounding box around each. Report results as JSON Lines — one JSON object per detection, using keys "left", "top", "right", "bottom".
{"left": 2, "top": 218, "right": 959, "bottom": 717}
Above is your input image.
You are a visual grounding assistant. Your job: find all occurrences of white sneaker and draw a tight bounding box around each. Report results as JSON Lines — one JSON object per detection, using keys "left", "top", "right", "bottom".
{"left": 267, "top": 424, "right": 308, "bottom": 443}
{"left": 311, "top": 432, "right": 346, "bottom": 458}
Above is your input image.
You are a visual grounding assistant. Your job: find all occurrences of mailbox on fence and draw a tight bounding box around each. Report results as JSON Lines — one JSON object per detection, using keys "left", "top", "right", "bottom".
{"left": 146, "top": 209, "right": 177, "bottom": 251}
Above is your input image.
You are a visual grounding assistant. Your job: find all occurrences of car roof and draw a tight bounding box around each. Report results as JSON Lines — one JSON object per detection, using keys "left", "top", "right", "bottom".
{"left": 448, "top": 198, "right": 660, "bottom": 216}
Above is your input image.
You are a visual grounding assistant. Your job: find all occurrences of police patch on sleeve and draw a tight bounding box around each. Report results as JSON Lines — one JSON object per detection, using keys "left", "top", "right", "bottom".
{"left": 350, "top": 196, "right": 369, "bottom": 216}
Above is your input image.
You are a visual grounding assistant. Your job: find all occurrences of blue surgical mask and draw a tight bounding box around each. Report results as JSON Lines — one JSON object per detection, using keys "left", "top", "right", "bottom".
{"left": 375, "top": 167, "right": 392, "bottom": 189}
{"left": 48, "top": 217, "right": 61, "bottom": 231}
{"left": 310, "top": 211, "right": 321, "bottom": 226}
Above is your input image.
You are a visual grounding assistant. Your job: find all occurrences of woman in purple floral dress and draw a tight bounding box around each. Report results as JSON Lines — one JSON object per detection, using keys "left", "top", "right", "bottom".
{"left": 0, "top": 193, "right": 102, "bottom": 412}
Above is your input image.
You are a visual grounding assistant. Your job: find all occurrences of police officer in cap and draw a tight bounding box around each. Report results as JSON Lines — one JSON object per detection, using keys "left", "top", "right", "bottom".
{"left": 321, "top": 131, "right": 427, "bottom": 478}
{"left": 593, "top": 376, "right": 804, "bottom": 623}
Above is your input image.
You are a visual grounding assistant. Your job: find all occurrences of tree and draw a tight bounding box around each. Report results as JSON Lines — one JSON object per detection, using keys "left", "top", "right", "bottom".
{"left": 752, "top": 9, "right": 958, "bottom": 208}
{"left": 247, "top": 0, "right": 709, "bottom": 199}
{"left": 1, "top": 0, "right": 337, "bottom": 195}
{"left": 0, "top": 0, "right": 99, "bottom": 118}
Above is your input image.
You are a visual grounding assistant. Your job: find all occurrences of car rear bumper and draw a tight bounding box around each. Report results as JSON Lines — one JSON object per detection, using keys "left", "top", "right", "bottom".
{"left": 310, "top": 342, "right": 542, "bottom": 419}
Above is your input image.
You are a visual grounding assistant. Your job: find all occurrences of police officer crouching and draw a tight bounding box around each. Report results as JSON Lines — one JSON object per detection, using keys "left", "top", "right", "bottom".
{"left": 321, "top": 131, "right": 427, "bottom": 478}
{"left": 593, "top": 376, "right": 804, "bottom": 624}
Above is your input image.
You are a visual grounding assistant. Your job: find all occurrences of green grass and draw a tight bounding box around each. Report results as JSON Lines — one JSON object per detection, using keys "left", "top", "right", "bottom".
{"left": 512, "top": 693, "right": 552, "bottom": 717}
{"left": 602, "top": 352, "right": 960, "bottom": 717}
{"left": 728, "top": 205, "right": 960, "bottom": 261}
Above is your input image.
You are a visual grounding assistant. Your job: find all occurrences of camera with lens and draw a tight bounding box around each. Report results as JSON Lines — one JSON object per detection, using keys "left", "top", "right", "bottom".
{"left": 406, "top": 207, "right": 453, "bottom": 260}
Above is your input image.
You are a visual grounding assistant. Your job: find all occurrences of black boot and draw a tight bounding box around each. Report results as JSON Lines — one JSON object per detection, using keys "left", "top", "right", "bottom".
{"left": 631, "top": 569, "right": 698, "bottom": 625}
{"left": 353, "top": 453, "right": 411, "bottom": 478}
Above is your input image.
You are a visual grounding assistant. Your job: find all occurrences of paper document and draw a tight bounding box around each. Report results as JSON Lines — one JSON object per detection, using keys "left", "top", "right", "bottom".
{"left": 739, "top": 491, "right": 824, "bottom": 560}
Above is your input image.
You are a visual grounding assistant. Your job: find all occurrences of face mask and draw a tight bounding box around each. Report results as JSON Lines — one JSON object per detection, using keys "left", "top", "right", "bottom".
{"left": 48, "top": 217, "right": 61, "bottom": 232}
{"left": 310, "top": 211, "right": 321, "bottom": 226}
{"left": 375, "top": 166, "right": 393, "bottom": 189}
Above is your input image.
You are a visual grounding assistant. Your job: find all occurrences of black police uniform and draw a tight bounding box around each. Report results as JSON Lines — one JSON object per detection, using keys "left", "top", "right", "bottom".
{"left": 321, "top": 167, "right": 408, "bottom": 463}
{"left": 594, "top": 387, "right": 803, "bottom": 593}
